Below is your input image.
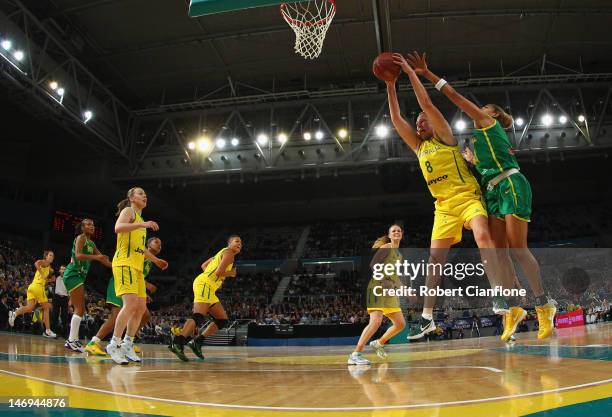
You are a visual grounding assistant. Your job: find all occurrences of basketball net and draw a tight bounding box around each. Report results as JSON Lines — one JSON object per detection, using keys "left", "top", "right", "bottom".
{"left": 280, "top": 0, "right": 336, "bottom": 60}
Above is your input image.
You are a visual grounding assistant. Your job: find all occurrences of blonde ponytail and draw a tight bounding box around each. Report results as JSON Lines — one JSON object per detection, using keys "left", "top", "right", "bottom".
{"left": 115, "top": 187, "right": 141, "bottom": 216}
{"left": 372, "top": 236, "right": 391, "bottom": 249}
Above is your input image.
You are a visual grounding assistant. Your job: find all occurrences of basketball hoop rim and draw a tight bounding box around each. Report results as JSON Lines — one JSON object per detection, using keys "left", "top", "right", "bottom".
{"left": 280, "top": 0, "right": 336, "bottom": 28}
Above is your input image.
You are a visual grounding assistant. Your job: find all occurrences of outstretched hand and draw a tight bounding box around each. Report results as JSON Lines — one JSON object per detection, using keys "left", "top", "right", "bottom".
{"left": 392, "top": 53, "right": 414, "bottom": 75}
{"left": 405, "top": 51, "right": 428, "bottom": 75}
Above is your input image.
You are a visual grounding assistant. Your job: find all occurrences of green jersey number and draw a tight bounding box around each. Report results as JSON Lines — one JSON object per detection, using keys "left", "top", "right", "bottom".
{"left": 425, "top": 161, "right": 433, "bottom": 173}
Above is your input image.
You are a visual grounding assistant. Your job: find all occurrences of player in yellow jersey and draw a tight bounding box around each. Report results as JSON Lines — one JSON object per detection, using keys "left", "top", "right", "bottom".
{"left": 386, "top": 53, "right": 508, "bottom": 340}
{"left": 405, "top": 51, "right": 556, "bottom": 341}
{"left": 85, "top": 237, "right": 162, "bottom": 357}
{"left": 348, "top": 224, "right": 406, "bottom": 365}
{"left": 168, "top": 235, "right": 242, "bottom": 362}
{"left": 9, "top": 250, "right": 57, "bottom": 338}
{"left": 106, "top": 187, "right": 168, "bottom": 365}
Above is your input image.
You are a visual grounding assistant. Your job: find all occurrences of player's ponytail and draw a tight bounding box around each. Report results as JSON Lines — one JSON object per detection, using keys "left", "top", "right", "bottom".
{"left": 372, "top": 236, "right": 390, "bottom": 249}
{"left": 489, "top": 104, "right": 514, "bottom": 129}
{"left": 115, "top": 187, "right": 139, "bottom": 216}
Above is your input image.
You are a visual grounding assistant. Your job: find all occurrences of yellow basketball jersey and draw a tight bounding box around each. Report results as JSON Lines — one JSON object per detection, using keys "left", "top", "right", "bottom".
{"left": 417, "top": 138, "right": 481, "bottom": 202}
{"left": 202, "top": 247, "right": 234, "bottom": 289}
{"left": 32, "top": 265, "right": 49, "bottom": 286}
{"left": 112, "top": 208, "right": 146, "bottom": 271}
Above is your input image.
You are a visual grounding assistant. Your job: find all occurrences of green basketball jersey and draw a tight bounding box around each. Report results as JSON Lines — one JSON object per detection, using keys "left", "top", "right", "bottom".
{"left": 472, "top": 120, "right": 520, "bottom": 183}
{"left": 143, "top": 259, "right": 153, "bottom": 278}
{"left": 64, "top": 235, "right": 96, "bottom": 277}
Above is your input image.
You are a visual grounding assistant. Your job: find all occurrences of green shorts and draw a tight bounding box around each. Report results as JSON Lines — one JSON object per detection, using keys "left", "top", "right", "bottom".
{"left": 63, "top": 272, "right": 86, "bottom": 294}
{"left": 106, "top": 278, "right": 123, "bottom": 308}
{"left": 484, "top": 172, "right": 532, "bottom": 221}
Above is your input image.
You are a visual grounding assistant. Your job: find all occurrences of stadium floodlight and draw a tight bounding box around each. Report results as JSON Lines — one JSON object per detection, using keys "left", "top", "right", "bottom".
{"left": 49, "top": 81, "right": 58, "bottom": 90}
{"left": 83, "top": 110, "right": 93, "bottom": 123}
{"left": 278, "top": 133, "right": 288, "bottom": 144}
{"left": 315, "top": 130, "right": 324, "bottom": 140}
{"left": 57, "top": 87, "right": 65, "bottom": 96}
{"left": 455, "top": 119, "right": 466, "bottom": 131}
{"left": 256, "top": 133, "right": 268, "bottom": 146}
{"left": 216, "top": 138, "right": 226, "bottom": 149}
{"left": 515, "top": 117, "right": 525, "bottom": 127}
{"left": 188, "top": 141, "right": 196, "bottom": 150}
{"left": 541, "top": 114, "right": 553, "bottom": 127}
{"left": 578, "top": 115, "right": 586, "bottom": 123}
{"left": 303, "top": 132, "right": 312, "bottom": 141}
{"left": 559, "top": 115, "right": 567, "bottom": 124}
{"left": 1, "top": 39, "right": 11, "bottom": 51}
{"left": 338, "top": 128, "right": 348, "bottom": 139}
{"left": 231, "top": 137, "right": 239, "bottom": 146}
{"left": 197, "top": 137, "right": 212, "bottom": 152}
{"left": 375, "top": 124, "right": 389, "bottom": 138}
{"left": 12, "top": 50, "right": 24, "bottom": 61}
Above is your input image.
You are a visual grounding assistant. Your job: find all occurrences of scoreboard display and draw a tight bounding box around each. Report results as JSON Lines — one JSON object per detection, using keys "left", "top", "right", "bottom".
{"left": 52, "top": 210, "right": 104, "bottom": 241}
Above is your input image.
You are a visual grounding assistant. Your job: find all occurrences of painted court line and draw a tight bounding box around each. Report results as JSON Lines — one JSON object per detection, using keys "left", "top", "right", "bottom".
{"left": 1, "top": 368, "right": 610, "bottom": 411}
{"left": 128, "top": 365, "right": 503, "bottom": 374}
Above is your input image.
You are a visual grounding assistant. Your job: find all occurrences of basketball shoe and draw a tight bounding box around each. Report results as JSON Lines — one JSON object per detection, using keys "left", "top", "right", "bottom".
{"left": 500, "top": 307, "right": 527, "bottom": 342}
{"left": 536, "top": 302, "right": 557, "bottom": 339}
{"left": 347, "top": 352, "right": 371, "bottom": 365}
{"left": 407, "top": 316, "right": 436, "bottom": 340}
{"left": 85, "top": 340, "right": 107, "bottom": 356}
{"left": 369, "top": 339, "right": 388, "bottom": 359}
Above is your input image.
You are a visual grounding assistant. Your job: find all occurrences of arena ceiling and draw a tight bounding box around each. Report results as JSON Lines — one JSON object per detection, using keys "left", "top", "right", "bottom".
{"left": 18, "top": 0, "right": 612, "bottom": 108}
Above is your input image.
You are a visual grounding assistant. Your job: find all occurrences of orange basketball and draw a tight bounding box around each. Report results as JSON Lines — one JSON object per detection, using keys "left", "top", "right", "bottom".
{"left": 373, "top": 52, "right": 401, "bottom": 82}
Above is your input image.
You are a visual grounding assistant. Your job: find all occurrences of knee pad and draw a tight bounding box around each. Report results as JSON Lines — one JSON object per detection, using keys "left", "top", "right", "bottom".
{"left": 192, "top": 313, "right": 206, "bottom": 327}
{"left": 213, "top": 318, "right": 229, "bottom": 329}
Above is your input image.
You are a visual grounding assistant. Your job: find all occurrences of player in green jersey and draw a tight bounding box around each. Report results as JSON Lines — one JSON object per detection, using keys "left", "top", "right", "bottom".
{"left": 405, "top": 52, "right": 556, "bottom": 342}
{"left": 85, "top": 237, "right": 161, "bottom": 356}
{"left": 63, "top": 219, "right": 112, "bottom": 352}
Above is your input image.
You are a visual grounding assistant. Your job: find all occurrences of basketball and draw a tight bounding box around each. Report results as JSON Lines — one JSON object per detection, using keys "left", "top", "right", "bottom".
{"left": 373, "top": 52, "right": 401, "bottom": 82}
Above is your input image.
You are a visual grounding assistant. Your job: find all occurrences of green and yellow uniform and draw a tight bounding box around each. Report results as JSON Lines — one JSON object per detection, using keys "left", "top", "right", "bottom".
{"left": 193, "top": 248, "right": 233, "bottom": 305}
{"left": 63, "top": 236, "right": 96, "bottom": 293}
{"left": 417, "top": 137, "right": 487, "bottom": 244}
{"left": 472, "top": 120, "right": 532, "bottom": 221}
{"left": 107, "top": 259, "right": 153, "bottom": 307}
{"left": 367, "top": 247, "right": 402, "bottom": 316}
{"left": 112, "top": 208, "right": 147, "bottom": 298}
{"left": 26, "top": 265, "right": 50, "bottom": 303}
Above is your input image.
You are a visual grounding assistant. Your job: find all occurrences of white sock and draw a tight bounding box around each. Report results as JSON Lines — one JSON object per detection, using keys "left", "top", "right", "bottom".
{"left": 69, "top": 314, "right": 82, "bottom": 342}
{"left": 110, "top": 336, "right": 121, "bottom": 346}
{"left": 123, "top": 335, "right": 133, "bottom": 346}
{"left": 91, "top": 336, "right": 101, "bottom": 343}
{"left": 422, "top": 313, "right": 433, "bottom": 320}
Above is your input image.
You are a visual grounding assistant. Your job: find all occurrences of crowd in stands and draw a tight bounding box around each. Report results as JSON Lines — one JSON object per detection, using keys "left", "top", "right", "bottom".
{"left": 1, "top": 199, "right": 612, "bottom": 345}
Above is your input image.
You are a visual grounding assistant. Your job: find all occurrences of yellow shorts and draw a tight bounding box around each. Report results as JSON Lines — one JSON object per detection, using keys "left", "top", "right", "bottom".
{"left": 367, "top": 308, "right": 402, "bottom": 316}
{"left": 193, "top": 277, "right": 220, "bottom": 305}
{"left": 432, "top": 194, "right": 487, "bottom": 245}
{"left": 112, "top": 266, "right": 146, "bottom": 298}
{"left": 26, "top": 283, "right": 47, "bottom": 303}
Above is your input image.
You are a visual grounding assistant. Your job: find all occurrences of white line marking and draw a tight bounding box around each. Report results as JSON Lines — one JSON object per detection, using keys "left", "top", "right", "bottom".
{"left": 128, "top": 365, "right": 503, "bottom": 374}
{"left": 0, "top": 368, "right": 609, "bottom": 410}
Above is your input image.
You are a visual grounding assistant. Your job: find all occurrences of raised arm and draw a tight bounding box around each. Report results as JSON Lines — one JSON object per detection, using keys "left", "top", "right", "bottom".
{"left": 114, "top": 207, "right": 159, "bottom": 234}
{"left": 74, "top": 234, "right": 106, "bottom": 263}
{"left": 386, "top": 79, "right": 421, "bottom": 152}
{"left": 406, "top": 52, "right": 493, "bottom": 129}
{"left": 145, "top": 249, "right": 168, "bottom": 271}
{"left": 393, "top": 53, "right": 456, "bottom": 146}
{"left": 92, "top": 244, "right": 112, "bottom": 268}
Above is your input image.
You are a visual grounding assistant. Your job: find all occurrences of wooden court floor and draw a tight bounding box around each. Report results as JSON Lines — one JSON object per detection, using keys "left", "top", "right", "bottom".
{"left": 0, "top": 323, "right": 610, "bottom": 417}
